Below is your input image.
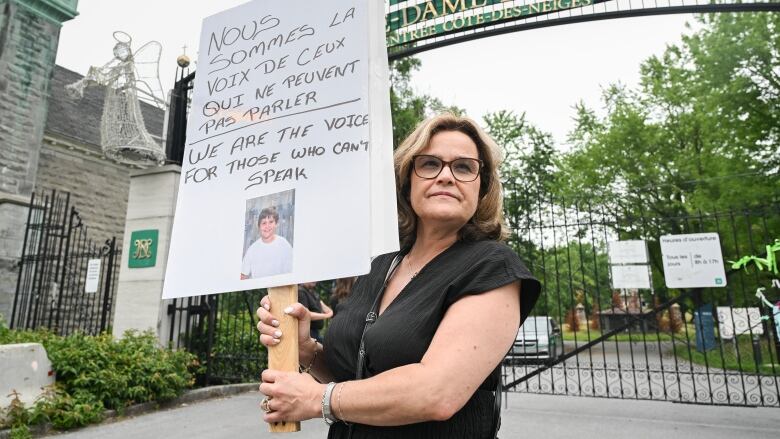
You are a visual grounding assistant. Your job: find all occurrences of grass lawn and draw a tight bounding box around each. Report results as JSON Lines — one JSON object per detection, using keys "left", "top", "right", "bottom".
{"left": 562, "top": 328, "right": 677, "bottom": 343}
{"left": 561, "top": 326, "right": 780, "bottom": 376}
{"left": 674, "top": 336, "right": 780, "bottom": 376}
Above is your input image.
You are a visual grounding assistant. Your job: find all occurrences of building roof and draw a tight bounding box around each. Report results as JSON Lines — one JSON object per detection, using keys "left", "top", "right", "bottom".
{"left": 45, "top": 65, "right": 165, "bottom": 149}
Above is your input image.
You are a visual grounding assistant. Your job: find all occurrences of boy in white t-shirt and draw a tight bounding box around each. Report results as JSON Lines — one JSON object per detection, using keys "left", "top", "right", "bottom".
{"left": 241, "top": 207, "right": 293, "bottom": 279}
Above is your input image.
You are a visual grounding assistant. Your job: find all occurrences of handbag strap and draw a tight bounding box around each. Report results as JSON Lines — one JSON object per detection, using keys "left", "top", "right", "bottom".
{"left": 355, "top": 253, "right": 403, "bottom": 380}
{"left": 492, "top": 366, "right": 503, "bottom": 438}
{"left": 348, "top": 254, "right": 403, "bottom": 439}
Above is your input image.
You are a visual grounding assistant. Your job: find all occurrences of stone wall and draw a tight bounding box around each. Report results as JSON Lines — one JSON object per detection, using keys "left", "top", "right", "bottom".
{"left": 0, "top": 1, "right": 75, "bottom": 321}
{"left": 36, "top": 136, "right": 131, "bottom": 246}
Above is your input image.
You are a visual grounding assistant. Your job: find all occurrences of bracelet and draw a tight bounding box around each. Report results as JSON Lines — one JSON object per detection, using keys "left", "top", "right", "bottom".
{"left": 321, "top": 382, "right": 338, "bottom": 425}
{"left": 336, "top": 382, "right": 351, "bottom": 425}
{"left": 300, "top": 338, "right": 319, "bottom": 373}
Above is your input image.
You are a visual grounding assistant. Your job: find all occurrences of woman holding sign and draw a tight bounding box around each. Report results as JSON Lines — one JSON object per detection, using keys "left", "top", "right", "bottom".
{"left": 256, "top": 114, "right": 540, "bottom": 438}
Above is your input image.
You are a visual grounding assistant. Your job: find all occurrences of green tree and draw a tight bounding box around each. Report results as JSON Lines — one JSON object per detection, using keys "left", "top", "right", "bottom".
{"left": 389, "top": 57, "right": 428, "bottom": 147}
{"left": 555, "top": 12, "right": 780, "bottom": 306}
{"left": 389, "top": 57, "right": 464, "bottom": 147}
{"left": 559, "top": 12, "right": 780, "bottom": 214}
{"left": 484, "top": 110, "right": 558, "bottom": 261}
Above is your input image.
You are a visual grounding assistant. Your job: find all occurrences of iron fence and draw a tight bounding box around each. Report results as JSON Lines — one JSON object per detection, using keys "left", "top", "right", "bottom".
{"left": 166, "top": 282, "right": 335, "bottom": 386}
{"left": 10, "top": 190, "right": 120, "bottom": 336}
{"left": 502, "top": 190, "right": 780, "bottom": 407}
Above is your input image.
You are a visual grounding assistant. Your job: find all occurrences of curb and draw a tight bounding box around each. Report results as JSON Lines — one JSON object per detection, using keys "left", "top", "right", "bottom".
{"left": 0, "top": 383, "right": 259, "bottom": 438}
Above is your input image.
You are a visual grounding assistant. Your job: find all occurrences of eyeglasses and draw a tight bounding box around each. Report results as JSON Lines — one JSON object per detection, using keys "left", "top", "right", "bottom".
{"left": 412, "top": 155, "right": 483, "bottom": 182}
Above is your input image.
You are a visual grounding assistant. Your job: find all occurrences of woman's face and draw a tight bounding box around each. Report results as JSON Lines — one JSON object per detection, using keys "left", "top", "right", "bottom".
{"left": 409, "top": 130, "right": 481, "bottom": 231}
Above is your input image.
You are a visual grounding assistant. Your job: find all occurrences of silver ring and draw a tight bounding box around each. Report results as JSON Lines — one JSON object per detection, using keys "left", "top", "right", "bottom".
{"left": 261, "top": 397, "right": 273, "bottom": 413}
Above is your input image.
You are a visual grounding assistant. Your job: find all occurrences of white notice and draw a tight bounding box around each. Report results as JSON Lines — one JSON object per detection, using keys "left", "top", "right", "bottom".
{"left": 163, "top": 0, "right": 394, "bottom": 299}
{"left": 716, "top": 307, "right": 763, "bottom": 339}
{"left": 85, "top": 259, "right": 101, "bottom": 294}
{"left": 660, "top": 233, "right": 727, "bottom": 288}
{"left": 608, "top": 240, "right": 648, "bottom": 264}
{"left": 610, "top": 265, "right": 651, "bottom": 289}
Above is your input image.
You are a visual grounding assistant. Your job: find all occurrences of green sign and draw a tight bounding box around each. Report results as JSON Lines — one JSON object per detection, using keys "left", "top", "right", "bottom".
{"left": 128, "top": 229, "right": 158, "bottom": 268}
{"left": 387, "top": 0, "right": 595, "bottom": 46}
{"left": 387, "top": 0, "right": 507, "bottom": 31}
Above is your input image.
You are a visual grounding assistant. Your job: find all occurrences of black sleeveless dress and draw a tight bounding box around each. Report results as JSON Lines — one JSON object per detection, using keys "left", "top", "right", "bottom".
{"left": 323, "top": 239, "right": 541, "bottom": 439}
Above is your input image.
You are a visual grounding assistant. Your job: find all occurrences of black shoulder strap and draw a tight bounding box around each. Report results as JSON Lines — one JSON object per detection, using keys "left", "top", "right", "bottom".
{"left": 355, "top": 253, "right": 402, "bottom": 380}
{"left": 492, "top": 366, "right": 503, "bottom": 438}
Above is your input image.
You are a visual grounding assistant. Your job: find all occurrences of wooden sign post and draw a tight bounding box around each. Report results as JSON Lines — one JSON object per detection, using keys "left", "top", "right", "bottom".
{"left": 267, "top": 285, "right": 300, "bottom": 432}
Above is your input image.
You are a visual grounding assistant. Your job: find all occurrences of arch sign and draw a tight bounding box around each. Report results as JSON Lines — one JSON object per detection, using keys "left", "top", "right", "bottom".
{"left": 387, "top": 0, "right": 594, "bottom": 45}
{"left": 384, "top": 0, "right": 780, "bottom": 58}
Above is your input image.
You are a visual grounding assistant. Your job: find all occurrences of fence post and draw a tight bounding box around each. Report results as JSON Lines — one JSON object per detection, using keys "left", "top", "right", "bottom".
{"left": 53, "top": 207, "right": 77, "bottom": 333}
{"left": 100, "top": 237, "right": 117, "bottom": 333}
{"left": 10, "top": 192, "right": 35, "bottom": 328}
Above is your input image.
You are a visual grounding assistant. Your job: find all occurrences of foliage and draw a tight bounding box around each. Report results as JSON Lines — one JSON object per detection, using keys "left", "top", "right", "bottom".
{"left": 0, "top": 324, "right": 197, "bottom": 431}
{"left": 389, "top": 57, "right": 464, "bottom": 147}
{"left": 207, "top": 308, "right": 267, "bottom": 384}
{"left": 530, "top": 241, "right": 612, "bottom": 319}
{"left": 180, "top": 291, "right": 267, "bottom": 384}
{"left": 531, "top": 13, "right": 780, "bottom": 310}
{"left": 557, "top": 12, "right": 780, "bottom": 216}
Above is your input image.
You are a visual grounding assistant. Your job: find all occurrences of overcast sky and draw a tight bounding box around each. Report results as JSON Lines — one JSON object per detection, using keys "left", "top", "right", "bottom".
{"left": 55, "top": 1, "right": 696, "bottom": 148}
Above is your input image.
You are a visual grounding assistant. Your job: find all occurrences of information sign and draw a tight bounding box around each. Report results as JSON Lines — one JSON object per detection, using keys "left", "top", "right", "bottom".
{"left": 660, "top": 233, "right": 727, "bottom": 288}
{"left": 610, "top": 265, "right": 651, "bottom": 289}
{"left": 85, "top": 259, "right": 101, "bottom": 293}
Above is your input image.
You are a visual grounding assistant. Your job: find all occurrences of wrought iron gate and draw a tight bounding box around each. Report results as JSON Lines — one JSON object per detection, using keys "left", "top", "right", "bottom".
{"left": 502, "top": 196, "right": 780, "bottom": 407}
{"left": 10, "top": 190, "right": 120, "bottom": 336}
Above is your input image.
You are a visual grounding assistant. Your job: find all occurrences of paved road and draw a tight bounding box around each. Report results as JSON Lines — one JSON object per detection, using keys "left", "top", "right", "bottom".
{"left": 504, "top": 341, "right": 780, "bottom": 406}
{"left": 46, "top": 390, "right": 779, "bottom": 439}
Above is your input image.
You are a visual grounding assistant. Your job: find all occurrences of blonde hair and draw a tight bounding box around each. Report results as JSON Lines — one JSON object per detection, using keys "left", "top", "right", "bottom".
{"left": 394, "top": 113, "right": 508, "bottom": 249}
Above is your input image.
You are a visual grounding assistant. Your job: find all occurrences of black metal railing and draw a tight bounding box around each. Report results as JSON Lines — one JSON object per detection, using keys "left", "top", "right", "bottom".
{"left": 10, "top": 190, "right": 120, "bottom": 336}
{"left": 167, "top": 290, "right": 267, "bottom": 386}
{"left": 502, "top": 191, "right": 780, "bottom": 407}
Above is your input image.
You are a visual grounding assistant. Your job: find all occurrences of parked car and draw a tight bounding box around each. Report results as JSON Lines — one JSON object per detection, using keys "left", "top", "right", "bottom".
{"left": 504, "top": 316, "right": 563, "bottom": 365}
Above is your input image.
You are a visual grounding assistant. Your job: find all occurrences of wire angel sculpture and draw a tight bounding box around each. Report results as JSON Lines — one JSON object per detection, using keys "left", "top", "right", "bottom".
{"left": 66, "top": 31, "right": 167, "bottom": 166}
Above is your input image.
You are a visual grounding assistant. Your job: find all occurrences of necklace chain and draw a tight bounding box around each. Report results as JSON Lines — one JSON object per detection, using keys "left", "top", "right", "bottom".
{"left": 405, "top": 254, "right": 420, "bottom": 279}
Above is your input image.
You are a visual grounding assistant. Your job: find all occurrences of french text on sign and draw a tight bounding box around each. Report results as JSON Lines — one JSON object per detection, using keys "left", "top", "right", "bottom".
{"left": 660, "top": 233, "right": 727, "bottom": 288}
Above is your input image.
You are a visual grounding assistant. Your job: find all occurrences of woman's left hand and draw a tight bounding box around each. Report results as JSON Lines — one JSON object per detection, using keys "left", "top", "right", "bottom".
{"left": 259, "top": 369, "right": 326, "bottom": 423}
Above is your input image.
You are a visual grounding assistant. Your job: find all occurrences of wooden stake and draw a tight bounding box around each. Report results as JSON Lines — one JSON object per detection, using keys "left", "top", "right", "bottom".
{"left": 267, "top": 284, "right": 301, "bottom": 433}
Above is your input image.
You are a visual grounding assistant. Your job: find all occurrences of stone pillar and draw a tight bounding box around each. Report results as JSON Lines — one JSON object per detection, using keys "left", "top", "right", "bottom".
{"left": 112, "top": 166, "right": 180, "bottom": 343}
{"left": 0, "top": 0, "right": 79, "bottom": 321}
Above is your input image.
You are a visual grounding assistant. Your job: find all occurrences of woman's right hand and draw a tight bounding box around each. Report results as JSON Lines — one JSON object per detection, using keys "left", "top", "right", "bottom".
{"left": 256, "top": 295, "right": 315, "bottom": 356}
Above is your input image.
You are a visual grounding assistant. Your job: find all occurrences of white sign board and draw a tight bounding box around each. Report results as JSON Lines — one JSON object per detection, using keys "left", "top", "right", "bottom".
{"left": 660, "top": 233, "right": 727, "bottom": 288}
{"left": 85, "top": 259, "right": 101, "bottom": 293}
{"left": 716, "top": 307, "right": 763, "bottom": 339}
{"left": 610, "top": 265, "right": 651, "bottom": 289}
{"left": 608, "top": 240, "right": 648, "bottom": 264}
{"left": 163, "top": 0, "right": 397, "bottom": 299}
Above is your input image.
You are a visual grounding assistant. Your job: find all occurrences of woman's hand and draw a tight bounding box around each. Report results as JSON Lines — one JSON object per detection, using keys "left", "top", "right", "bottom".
{"left": 260, "top": 370, "right": 325, "bottom": 423}
{"left": 256, "top": 296, "right": 312, "bottom": 348}
{"left": 256, "top": 296, "right": 318, "bottom": 366}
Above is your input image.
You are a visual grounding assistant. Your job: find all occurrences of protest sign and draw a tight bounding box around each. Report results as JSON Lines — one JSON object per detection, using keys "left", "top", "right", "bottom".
{"left": 163, "top": 0, "right": 396, "bottom": 300}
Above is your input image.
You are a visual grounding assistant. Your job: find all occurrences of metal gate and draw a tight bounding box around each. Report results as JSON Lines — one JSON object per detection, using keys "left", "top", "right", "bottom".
{"left": 10, "top": 190, "right": 120, "bottom": 336}
{"left": 502, "top": 195, "right": 780, "bottom": 407}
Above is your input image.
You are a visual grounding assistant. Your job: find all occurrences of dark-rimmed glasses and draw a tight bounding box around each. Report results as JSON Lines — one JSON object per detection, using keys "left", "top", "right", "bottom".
{"left": 412, "top": 155, "right": 483, "bottom": 182}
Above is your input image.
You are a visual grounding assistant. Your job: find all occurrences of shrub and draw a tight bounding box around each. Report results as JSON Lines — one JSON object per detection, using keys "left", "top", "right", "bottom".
{"left": 0, "top": 321, "right": 197, "bottom": 431}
